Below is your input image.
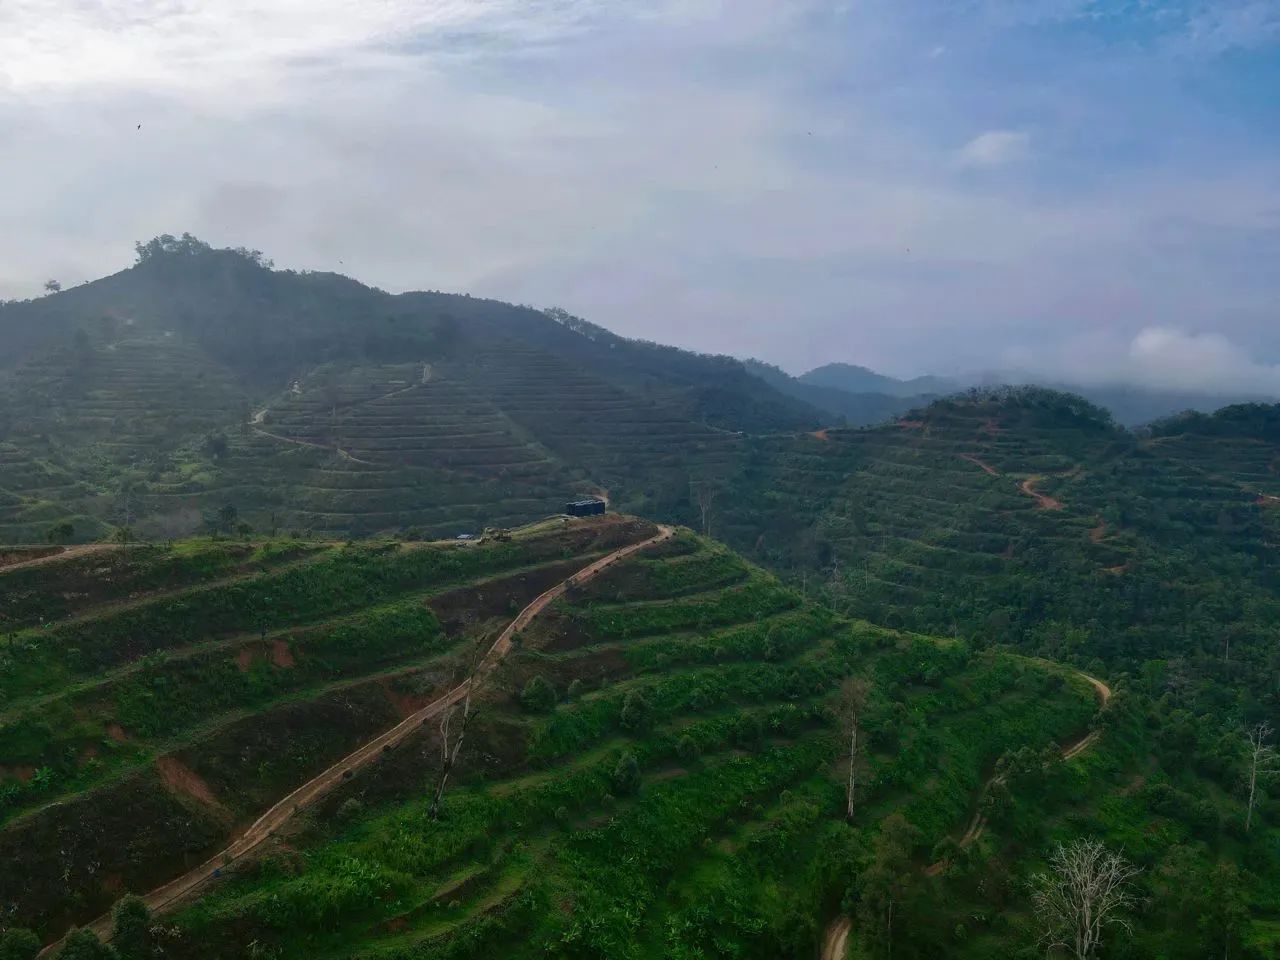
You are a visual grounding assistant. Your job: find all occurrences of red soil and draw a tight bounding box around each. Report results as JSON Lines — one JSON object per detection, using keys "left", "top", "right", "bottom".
{"left": 1020, "top": 476, "right": 1064, "bottom": 510}
{"left": 270, "top": 639, "right": 296, "bottom": 668}
{"left": 156, "top": 756, "right": 222, "bottom": 810}
{"left": 957, "top": 453, "right": 999, "bottom": 476}
{"left": 236, "top": 647, "right": 257, "bottom": 672}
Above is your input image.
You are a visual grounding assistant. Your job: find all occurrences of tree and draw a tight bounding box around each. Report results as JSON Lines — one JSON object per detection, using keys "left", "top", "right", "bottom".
{"left": 620, "top": 690, "right": 652, "bottom": 731}
{"left": 836, "top": 675, "right": 871, "bottom": 822}
{"left": 203, "top": 432, "right": 229, "bottom": 460}
{"left": 689, "top": 480, "right": 719, "bottom": 538}
{"left": 110, "top": 894, "right": 153, "bottom": 960}
{"left": 53, "top": 928, "right": 113, "bottom": 960}
{"left": 520, "top": 675, "right": 557, "bottom": 713}
{"left": 0, "top": 928, "right": 41, "bottom": 960}
{"left": 612, "top": 751, "right": 641, "bottom": 795}
{"left": 43, "top": 279, "right": 61, "bottom": 294}
{"left": 46, "top": 520, "right": 75, "bottom": 544}
{"left": 858, "top": 813, "right": 921, "bottom": 959}
{"left": 428, "top": 640, "right": 486, "bottom": 820}
{"left": 1030, "top": 839, "right": 1140, "bottom": 960}
{"left": 1245, "top": 721, "right": 1277, "bottom": 832}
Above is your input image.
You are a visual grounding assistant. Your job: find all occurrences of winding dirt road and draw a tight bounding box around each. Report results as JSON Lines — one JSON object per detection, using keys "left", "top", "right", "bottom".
{"left": 957, "top": 453, "right": 999, "bottom": 477}
{"left": 52, "top": 523, "right": 673, "bottom": 950}
{"left": 823, "top": 671, "right": 1112, "bottom": 956}
{"left": 1020, "top": 475, "right": 1064, "bottom": 510}
{"left": 924, "top": 671, "right": 1111, "bottom": 874}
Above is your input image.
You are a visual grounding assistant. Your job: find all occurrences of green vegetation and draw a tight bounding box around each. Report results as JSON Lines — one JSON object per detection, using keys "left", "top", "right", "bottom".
{"left": 2, "top": 245, "right": 1279, "bottom": 958}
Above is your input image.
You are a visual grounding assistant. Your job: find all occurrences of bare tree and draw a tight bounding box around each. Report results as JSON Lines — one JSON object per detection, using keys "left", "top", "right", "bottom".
{"left": 837, "top": 676, "right": 871, "bottom": 822}
{"left": 689, "top": 480, "right": 718, "bottom": 538}
{"left": 1031, "top": 839, "right": 1140, "bottom": 960}
{"left": 428, "top": 639, "right": 487, "bottom": 820}
{"left": 1245, "top": 721, "right": 1277, "bottom": 833}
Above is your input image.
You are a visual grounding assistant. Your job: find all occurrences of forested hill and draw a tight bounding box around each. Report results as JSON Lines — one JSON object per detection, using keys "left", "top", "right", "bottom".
{"left": 0, "top": 236, "right": 822, "bottom": 542}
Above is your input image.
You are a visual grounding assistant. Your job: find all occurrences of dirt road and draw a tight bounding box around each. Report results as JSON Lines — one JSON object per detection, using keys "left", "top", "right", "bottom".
{"left": 958, "top": 453, "right": 999, "bottom": 476}
{"left": 924, "top": 671, "right": 1112, "bottom": 875}
{"left": 1020, "top": 475, "right": 1063, "bottom": 510}
{"left": 821, "top": 672, "right": 1112, "bottom": 954}
{"left": 820, "top": 915, "right": 852, "bottom": 960}
{"left": 54, "top": 523, "right": 673, "bottom": 949}
{"left": 0, "top": 544, "right": 115, "bottom": 575}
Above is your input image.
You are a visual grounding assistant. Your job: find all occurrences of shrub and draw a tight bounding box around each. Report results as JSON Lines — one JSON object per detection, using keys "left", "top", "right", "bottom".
{"left": 676, "top": 735, "right": 701, "bottom": 763}
{"left": 111, "top": 894, "right": 152, "bottom": 960}
{"left": 620, "top": 690, "right": 652, "bottom": 731}
{"left": 0, "top": 928, "right": 40, "bottom": 960}
{"left": 338, "top": 798, "right": 365, "bottom": 821}
{"left": 521, "top": 676, "right": 558, "bottom": 713}
{"left": 566, "top": 678, "right": 585, "bottom": 701}
{"left": 54, "top": 929, "right": 112, "bottom": 960}
{"left": 612, "top": 752, "right": 641, "bottom": 795}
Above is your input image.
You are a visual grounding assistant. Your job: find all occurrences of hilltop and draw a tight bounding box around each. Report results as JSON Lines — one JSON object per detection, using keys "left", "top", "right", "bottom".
{"left": 0, "top": 236, "right": 818, "bottom": 543}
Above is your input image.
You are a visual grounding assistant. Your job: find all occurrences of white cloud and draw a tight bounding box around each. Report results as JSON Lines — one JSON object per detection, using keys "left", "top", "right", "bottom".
{"left": 0, "top": 0, "right": 1277, "bottom": 385}
{"left": 956, "top": 130, "right": 1030, "bottom": 168}
{"left": 1126, "top": 327, "right": 1280, "bottom": 394}
{"left": 0, "top": 1, "right": 599, "bottom": 91}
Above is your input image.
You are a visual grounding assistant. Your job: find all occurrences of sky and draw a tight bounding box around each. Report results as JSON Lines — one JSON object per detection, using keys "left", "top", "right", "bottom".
{"left": 2, "top": 0, "right": 1279, "bottom": 392}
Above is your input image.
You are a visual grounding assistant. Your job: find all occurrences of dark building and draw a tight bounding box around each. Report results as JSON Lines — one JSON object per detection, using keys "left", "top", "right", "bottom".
{"left": 565, "top": 498, "right": 606, "bottom": 517}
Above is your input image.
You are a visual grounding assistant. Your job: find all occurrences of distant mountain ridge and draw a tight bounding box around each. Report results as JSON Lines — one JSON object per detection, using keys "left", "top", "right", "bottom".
{"left": 798, "top": 361, "right": 957, "bottom": 398}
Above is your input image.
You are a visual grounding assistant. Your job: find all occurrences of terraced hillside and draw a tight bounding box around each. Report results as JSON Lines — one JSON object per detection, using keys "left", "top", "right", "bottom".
{"left": 0, "top": 239, "right": 798, "bottom": 543}
{"left": 721, "top": 390, "right": 1280, "bottom": 693}
{"left": 1, "top": 520, "right": 1115, "bottom": 959}
{"left": 0, "top": 517, "right": 657, "bottom": 941}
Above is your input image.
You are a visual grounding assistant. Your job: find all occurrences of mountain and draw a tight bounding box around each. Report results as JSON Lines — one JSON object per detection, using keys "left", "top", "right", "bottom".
{"left": 2, "top": 241, "right": 1280, "bottom": 956}
{"left": 741, "top": 359, "right": 925, "bottom": 426}
{"left": 799, "top": 361, "right": 957, "bottom": 398}
{"left": 0, "top": 235, "right": 820, "bottom": 542}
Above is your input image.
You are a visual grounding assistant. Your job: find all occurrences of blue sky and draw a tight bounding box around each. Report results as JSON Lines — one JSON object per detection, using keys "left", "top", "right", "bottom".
{"left": 1, "top": 0, "right": 1278, "bottom": 390}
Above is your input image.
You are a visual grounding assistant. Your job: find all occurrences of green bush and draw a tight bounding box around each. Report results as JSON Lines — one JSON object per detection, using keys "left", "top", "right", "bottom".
{"left": 54, "top": 929, "right": 112, "bottom": 960}
{"left": 0, "top": 928, "right": 40, "bottom": 960}
{"left": 612, "top": 752, "right": 641, "bottom": 796}
{"left": 520, "top": 676, "right": 557, "bottom": 713}
{"left": 620, "top": 690, "right": 652, "bottom": 731}
{"left": 110, "top": 895, "right": 152, "bottom": 960}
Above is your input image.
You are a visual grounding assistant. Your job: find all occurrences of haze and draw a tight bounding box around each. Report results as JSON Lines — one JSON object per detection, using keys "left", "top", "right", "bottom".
{"left": 3, "top": 0, "right": 1278, "bottom": 392}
